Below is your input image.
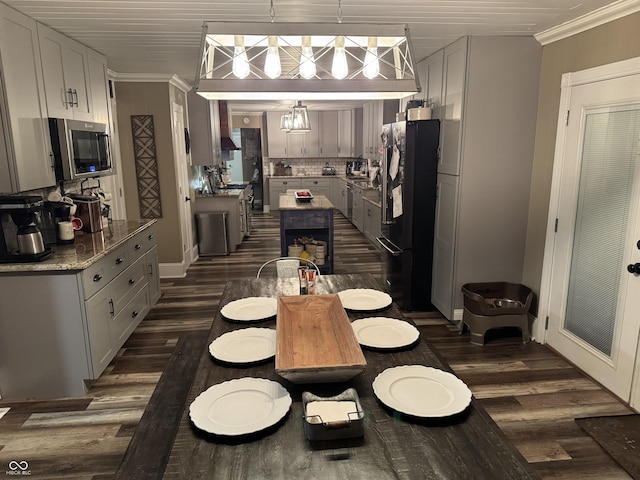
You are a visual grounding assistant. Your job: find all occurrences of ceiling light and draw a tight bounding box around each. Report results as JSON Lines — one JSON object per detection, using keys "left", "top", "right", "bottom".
{"left": 289, "top": 101, "right": 311, "bottom": 133}
{"left": 232, "top": 35, "right": 250, "bottom": 79}
{"left": 195, "top": 22, "right": 420, "bottom": 100}
{"left": 299, "top": 35, "right": 316, "bottom": 79}
{"left": 331, "top": 36, "right": 348, "bottom": 80}
{"left": 280, "top": 113, "right": 292, "bottom": 131}
{"left": 264, "top": 36, "right": 281, "bottom": 79}
{"left": 363, "top": 37, "right": 380, "bottom": 79}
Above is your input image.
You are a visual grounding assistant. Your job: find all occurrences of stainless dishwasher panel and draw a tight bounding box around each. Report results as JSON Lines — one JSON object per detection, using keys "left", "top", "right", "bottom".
{"left": 195, "top": 211, "right": 229, "bottom": 256}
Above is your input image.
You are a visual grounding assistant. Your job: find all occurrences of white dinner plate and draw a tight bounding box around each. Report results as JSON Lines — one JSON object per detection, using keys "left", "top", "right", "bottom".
{"left": 372, "top": 365, "right": 472, "bottom": 418}
{"left": 351, "top": 317, "right": 419, "bottom": 349}
{"left": 220, "top": 297, "right": 278, "bottom": 322}
{"left": 209, "top": 328, "right": 277, "bottom": 364}
{"left": 189, "top": 377, "right": 292, "bottom": 436}
{"left": 337, "top": 289, "right": 392, "bottom": 311}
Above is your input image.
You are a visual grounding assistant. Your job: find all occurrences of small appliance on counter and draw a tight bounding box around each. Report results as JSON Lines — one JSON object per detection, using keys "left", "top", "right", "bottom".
{"left": 0, "top": 195, "right": 54, "bottom": 263}
{"left": 322, "top": 163, "right": 336, "bottom": 176}
{"left": 68, "top": 194, "right": 103, "bottom": 233}
{"left": 41, "top": 201, "right": 74, "bottom": 245}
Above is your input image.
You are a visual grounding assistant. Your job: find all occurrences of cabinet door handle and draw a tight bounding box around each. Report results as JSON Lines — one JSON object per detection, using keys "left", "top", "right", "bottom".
{"left": 72, "top": 89, "right": 79, "bottom": 107}
{"left": 148, "top": 234, "right": 155, "bottom": 240}
{"left": 93, "top": 273, "right": 103, "bottom": 282}
{"left": 66, "top": 88, "right": 74, "bottom": 106}
{"left": 283, "top": 181, "right": 288, "bottom": 185}
{"left": 115, "top": 257, "right": 124, "bottom": 265}
{"left": 148, "top": 262, "right": 153, "bottom": 275}
{"left": 109, "top": 299, "right": 115, "bottom": 316}
{"left": 131, "top": 310, "right": 139, "bottom": 319}
{"left": 134, "top": 244, "right": 142, "bottom": 250}
{"left": 128, "top": 278, "right": 136, "bottom": 285}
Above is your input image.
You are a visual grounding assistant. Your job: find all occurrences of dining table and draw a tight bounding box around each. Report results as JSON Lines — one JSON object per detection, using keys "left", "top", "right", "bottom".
{"left": 116, "top": 273, "right": 537, "bottom": 480}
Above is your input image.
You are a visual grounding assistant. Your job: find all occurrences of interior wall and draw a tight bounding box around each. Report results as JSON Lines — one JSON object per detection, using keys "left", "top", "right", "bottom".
{"left": 114, "top": 81, "right": 182, "bottom": 264}
{"left": 523, "top": 12, "right": 640, "bottom": 303}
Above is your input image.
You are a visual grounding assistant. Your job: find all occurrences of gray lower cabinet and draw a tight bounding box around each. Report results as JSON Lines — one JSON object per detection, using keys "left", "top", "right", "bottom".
{"left": 300, "top": 178, "right": 331, "bottom": 199}
{"left": 351, "top": 185, "right": 364, "bottom": 232}
{"left": 268, "top": 178, "right": 302, "bottom": 211}
{"left": 363, "top": 199, "right": 381, "bottom": 245}
{"left": 0, "top": 223, "right": 159, "bottom": 399}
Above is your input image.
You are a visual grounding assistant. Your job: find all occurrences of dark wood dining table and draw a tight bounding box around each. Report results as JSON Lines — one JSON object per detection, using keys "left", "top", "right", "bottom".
{"left": 117, "top": 274, "right": 537, "bottom": 480}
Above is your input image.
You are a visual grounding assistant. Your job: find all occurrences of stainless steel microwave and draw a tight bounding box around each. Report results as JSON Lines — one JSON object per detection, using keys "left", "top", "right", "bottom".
{"left": 48, "top": 118, "right": 113, "bottom": 182}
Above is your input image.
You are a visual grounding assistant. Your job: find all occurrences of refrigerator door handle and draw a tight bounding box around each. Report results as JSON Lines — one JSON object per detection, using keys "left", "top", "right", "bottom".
{"left": 376, "top": 236, "right": 402, "bottom": 256}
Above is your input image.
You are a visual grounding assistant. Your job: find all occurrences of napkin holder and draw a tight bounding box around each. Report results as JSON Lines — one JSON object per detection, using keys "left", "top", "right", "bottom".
{"left": 302, "top": 388, "right": 364, "bottom": 442}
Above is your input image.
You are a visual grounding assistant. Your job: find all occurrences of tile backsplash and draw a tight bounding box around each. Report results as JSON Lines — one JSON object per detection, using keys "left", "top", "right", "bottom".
{"left": 264, "top": 157, "right": 354, "bottom": 176}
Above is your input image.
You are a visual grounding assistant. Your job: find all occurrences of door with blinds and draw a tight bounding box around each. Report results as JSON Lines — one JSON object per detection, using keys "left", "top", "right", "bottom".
{"left": 545, "top": 68, "right": 640, "bottom": 404}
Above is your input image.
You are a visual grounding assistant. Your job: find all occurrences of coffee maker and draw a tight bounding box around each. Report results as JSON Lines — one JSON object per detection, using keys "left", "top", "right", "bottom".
{"left": 0, "top": 196, "right": 54, "bottom": 263}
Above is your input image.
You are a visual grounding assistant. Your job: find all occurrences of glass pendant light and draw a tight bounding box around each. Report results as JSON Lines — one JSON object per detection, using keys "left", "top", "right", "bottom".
{"left": 264, "top": 36, "right": 281, "bottom": 79}
{"left": 290, "top": 101, "right": 311, "bottom": 132}
{"left": 363, "top": 37, "right": 380, "bottom": 79}
{"left": 232, "top": 35, "right": 250, "bottom": 79}
{"left": 331, "top": 36, "right": 348, "bottom": 80}
{"left": 299, "top": 35, "right": 316, "bottom": 79}
{"left": 280, "top": 113, "right": 292, "bottom": 132}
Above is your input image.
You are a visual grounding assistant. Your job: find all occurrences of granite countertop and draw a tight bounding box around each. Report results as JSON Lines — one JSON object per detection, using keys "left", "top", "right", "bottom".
{"left": 196, "top": 190, "right": 244, "bottom": 198}
{"left": 279, "top": 193, "right": 334, "bottom": 210}
{"left": 0, "top": 219, "right": 156, "bottom": 274}
{"left": 267, "top": 174, "right": 378, "bottom": 190}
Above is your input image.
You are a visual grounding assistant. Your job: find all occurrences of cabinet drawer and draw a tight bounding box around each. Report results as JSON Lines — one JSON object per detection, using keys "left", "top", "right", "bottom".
{"left": 111, "top": 256, "right": 147, "bottom": 316}
{"left": 282, "top": 211, "right": 331, "bottom": 229}
{"left": 129, "top": 225, "right": 157, "bottom": 261}
{"left": 270, "top": 178, "right": 301, "bottom": 188}
{"left": 300, "top": 178, "right": 330, "bottom": 188}
{"left": 111, "top": 286, "right": 150, "bottom": 349}
{"left": 80, "top": 243, "right": 129, "bottom": 299}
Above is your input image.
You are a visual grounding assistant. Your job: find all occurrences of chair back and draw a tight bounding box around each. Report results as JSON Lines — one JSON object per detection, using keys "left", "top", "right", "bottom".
{"left": 256, "top": 256, "right": 321, "bottom": 278}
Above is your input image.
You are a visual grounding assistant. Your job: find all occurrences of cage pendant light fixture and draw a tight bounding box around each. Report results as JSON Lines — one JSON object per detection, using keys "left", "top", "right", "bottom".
{"left": 289, "top": 101, "right": 311, "bottom": 133}
{"left": 195, "top": 21, "right": 420, "bottom": 100}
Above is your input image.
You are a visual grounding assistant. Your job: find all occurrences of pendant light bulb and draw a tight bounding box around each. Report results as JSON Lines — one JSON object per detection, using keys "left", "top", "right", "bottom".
{"left": 363, "top": 37, "right": 380, "bottom": 79}
{"left": 264, "top": 36, "right": 281, "bottom": 79}
{"left": 299, "top": 35, "right": 316, "bottom": 79}
{"left": 232, "top": 35, "right": 250, "bottom": 79}
{"left": 332, "top": 36, "right": 348, "bottom": 80}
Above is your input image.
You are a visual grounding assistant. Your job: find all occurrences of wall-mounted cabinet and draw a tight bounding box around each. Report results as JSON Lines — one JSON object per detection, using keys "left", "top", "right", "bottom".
{"left": 0, "top": 4, "right": 55, "bottom": 193}
{"left": 337, "top": 110, "right": 355, "bottom": 157}
{"left": 362, "top": 100, "right": 399, "bottom": 161}
{"left": 266, "top": 110, "right": 358, "bottom": 159}
{"left": 38, "top": 23, "right": 93, "bottom": 122}
{"left": 187, "top": 92, "right": 222, "bottom": 167}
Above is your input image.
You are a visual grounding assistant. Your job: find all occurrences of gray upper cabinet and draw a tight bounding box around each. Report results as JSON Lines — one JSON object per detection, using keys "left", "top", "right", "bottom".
{"left": 0, "top": 4, "right": 55, "bottom": 193}
{"left": 87, "top": 48, "right": 110, "bottom": 125}
{"left": 38, "top": 23, "right": 93, "bottom": 122}
{"left": 337, "top": 110, "right": 354, "bottom": 157}
{"left": 319, "top": 111, "right": 338, "bottom": 158}
{"left": 439, "top": 37, "right": 467, "bottom": 176}
{"left": 187, "top": 92, "right": 222, "bottom": 166}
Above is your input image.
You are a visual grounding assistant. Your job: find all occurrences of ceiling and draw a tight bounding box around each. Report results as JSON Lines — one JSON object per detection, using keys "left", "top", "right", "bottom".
{"left": 2, "top": 0, "right": 630, "bottom": 112}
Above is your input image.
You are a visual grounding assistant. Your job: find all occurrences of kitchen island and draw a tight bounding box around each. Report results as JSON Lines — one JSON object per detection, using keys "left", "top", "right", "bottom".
{"left": 0, "top": 220, "right": 159, "bottom": 399}
{"left": 279, "top": 192, "right": 334, "bottom": 274}
{"left": 116, "top": 274, "right": 536, "bottom": 479}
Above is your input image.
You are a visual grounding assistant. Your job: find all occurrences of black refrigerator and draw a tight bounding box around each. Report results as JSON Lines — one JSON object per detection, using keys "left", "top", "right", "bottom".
{"left": 376, "top": 119, "right": 440, "bottom": 311}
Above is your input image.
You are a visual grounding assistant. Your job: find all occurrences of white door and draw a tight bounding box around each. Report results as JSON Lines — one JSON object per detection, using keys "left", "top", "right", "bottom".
{"left": 171, "top": 103, "right": 194, "bottom": 268}
{"left": 544, "top": 69, "right": 640, "bottom": 405}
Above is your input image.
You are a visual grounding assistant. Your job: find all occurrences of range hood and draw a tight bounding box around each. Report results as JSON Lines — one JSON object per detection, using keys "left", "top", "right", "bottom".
{"left": 218, "top": 100, "right": 240, "bottom": 150}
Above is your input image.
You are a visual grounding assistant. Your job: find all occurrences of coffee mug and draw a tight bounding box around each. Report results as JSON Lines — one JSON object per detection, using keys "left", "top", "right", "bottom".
{"left": 57, "top": 221, "right": 74, "bottom": 241}
{"left": 71, "top": 216, "right": 83, "bottom": 230}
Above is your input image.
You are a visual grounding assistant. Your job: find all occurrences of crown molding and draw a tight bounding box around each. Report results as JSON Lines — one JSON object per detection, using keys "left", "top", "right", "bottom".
{"left": 535, "top": 0, "right": 640, "bottom": 45}
{"left": 109, "top": 72, "right": 192, "bottom": 92}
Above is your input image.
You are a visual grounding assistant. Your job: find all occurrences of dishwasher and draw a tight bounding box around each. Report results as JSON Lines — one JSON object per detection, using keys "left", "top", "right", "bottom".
{"left": 195, "top": 211, "right": 229, "bottom": 256}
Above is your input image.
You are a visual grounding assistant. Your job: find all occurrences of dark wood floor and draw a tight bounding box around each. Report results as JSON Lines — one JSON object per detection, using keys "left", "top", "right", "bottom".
{"left": 0, "top": 212, "right": 634, "bottom": 479}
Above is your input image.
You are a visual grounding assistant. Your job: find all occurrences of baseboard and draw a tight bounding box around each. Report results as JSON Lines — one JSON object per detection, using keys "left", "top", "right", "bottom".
{"left": 453, "top": 308, "right": 464, "bottom": 322}
{"left": 263, "top": 204, "right": 271, "bottom": 214}
{"left": 159, "top": 262, "right": 187, "bottom": 278}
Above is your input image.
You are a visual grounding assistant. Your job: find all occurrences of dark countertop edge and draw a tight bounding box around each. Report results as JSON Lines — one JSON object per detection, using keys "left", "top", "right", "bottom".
{"left": 0, "top": 219, "right": 156, "bottom": 274}
{"left": 363, "top": 196, "right": 382, "bottom": 208}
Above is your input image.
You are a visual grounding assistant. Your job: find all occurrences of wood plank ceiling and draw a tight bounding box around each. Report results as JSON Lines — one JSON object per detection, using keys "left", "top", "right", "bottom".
{"left": 3, "top": 0, "right": 623, "bottom": 85}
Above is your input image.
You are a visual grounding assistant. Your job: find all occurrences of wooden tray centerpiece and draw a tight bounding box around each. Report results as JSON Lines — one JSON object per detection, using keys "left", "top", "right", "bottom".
{"left": 275, "top": 294, "right": 367, "bottom": 383}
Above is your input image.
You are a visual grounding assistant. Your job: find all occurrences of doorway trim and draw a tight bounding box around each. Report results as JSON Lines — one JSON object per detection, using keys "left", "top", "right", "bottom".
{"left": 537, "top": 55, "right": 640, "bottom": 345}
